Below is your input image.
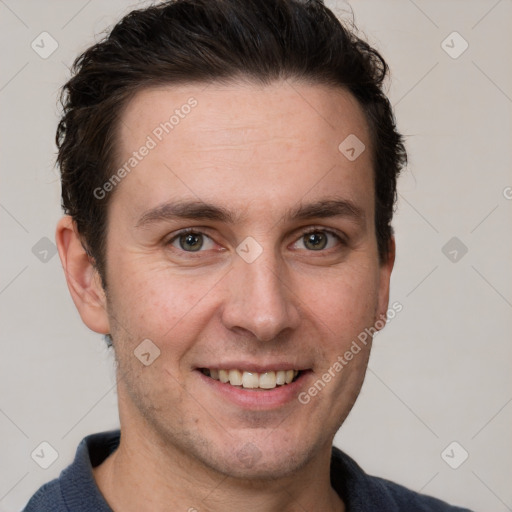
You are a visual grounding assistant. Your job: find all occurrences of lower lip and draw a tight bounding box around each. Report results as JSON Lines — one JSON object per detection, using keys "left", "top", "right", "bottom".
{"left": 196, "top": 370, "right": 311, "bottom": 410}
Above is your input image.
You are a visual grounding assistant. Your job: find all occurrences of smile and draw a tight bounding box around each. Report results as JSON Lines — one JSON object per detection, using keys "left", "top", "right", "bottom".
{"left": 200, "top": 368, "right": 301, "bottom": 390}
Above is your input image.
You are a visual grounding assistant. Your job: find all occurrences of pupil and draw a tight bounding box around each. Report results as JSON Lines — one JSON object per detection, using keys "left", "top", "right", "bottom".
{"left": 180, "top": 233, "right": 203, "bottom": 251}
{"left": 305, "top": 232, "right": 326, "bottom": 250}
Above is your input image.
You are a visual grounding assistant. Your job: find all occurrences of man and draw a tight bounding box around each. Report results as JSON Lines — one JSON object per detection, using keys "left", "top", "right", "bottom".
{"left": 23, "top": 0, "right": 473, "bottom": 510}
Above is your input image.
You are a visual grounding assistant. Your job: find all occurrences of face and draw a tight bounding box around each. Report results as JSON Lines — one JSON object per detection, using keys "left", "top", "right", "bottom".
{"left": 97, "top": 80, "right": 393, "bottom": 478}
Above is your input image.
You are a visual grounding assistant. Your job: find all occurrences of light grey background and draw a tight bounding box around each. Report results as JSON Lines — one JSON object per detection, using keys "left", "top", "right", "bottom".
{"left": 1, "top": 1, "right": 511, "bottom": 511}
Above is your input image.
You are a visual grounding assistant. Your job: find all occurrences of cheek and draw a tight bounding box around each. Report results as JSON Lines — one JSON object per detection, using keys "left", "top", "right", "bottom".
{"left": 298, "top": 262, "right": 380, "bottom": 337}
{"left": 107, "top": 257, "right": 214, "bottom": 339}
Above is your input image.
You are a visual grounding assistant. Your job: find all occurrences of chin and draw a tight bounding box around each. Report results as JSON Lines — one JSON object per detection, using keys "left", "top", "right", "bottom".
{"left": 192, "top": 434, "right": 319, "bottom": 481}
{"left": 215, "top": 453, "right": 309, "bottom": 481}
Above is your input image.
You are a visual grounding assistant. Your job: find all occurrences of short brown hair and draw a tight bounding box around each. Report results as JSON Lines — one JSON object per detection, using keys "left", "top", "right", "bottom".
{"left": 57, "top": 0, "right": 407, "bottom": 285}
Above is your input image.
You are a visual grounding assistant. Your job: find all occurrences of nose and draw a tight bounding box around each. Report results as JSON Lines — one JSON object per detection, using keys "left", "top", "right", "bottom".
{"left": 220, "top": 249, "right": 301, "bottom": 342}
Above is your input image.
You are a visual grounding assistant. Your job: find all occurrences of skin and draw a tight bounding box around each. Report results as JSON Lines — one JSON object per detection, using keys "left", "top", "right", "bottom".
{"left": 57, "top": 80, "right": 394, "bottom": 512}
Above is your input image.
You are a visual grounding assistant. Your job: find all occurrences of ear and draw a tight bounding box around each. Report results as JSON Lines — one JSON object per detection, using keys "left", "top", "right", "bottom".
{"left": 56, "top": 216, "right": 110, "bottom": 334}
{"left": 375, "top": 236, "right": 395, "bottom": 329}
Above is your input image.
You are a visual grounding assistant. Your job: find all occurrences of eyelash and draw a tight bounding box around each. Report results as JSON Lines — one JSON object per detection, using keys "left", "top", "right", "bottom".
{"left": 166, "top": 227, "right": 346, "bottom": 254}
{"left": 294, "top": 228, "right": 345, "bottom": 250}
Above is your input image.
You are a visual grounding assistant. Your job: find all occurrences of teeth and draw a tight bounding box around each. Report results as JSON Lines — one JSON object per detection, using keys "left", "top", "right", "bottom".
{"left": 275, "top": 370, "right": 286, "bottom": 385}
{"left": 241, "top": 371, "right": 259, "bottom": 388}
{"left": 204, "top": 368, "right": 301, "bottom": 389}
{"left": 259, "top": 371, "right": 277, "bottom": 389}
{"left": 228, "top": 369, "right": 243, "bottom": 386}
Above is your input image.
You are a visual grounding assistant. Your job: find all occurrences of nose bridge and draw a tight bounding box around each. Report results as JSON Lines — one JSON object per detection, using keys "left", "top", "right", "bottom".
{"left": 222, "top": 245, "right": 299, "bottom": 341}
{"left": 243, "top": 251, "right": 283, "bottom": 304}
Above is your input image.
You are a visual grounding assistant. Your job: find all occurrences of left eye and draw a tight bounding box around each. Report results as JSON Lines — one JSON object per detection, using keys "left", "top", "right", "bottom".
{"left": 169, "top": 231, "right": 217, "bottom": 252}
{"left": 292, "top": 230, "right": 342, "bottom": 251}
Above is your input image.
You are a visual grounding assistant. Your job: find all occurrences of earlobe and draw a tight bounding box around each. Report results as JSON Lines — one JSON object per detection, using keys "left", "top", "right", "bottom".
{"left": 56, "top": 216, "right": 110, "bottom": 334}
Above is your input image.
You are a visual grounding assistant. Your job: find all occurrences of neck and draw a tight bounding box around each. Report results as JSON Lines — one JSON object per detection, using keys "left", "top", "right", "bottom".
{"left": 93, "top": 423, "right": 344, "bottom": 512}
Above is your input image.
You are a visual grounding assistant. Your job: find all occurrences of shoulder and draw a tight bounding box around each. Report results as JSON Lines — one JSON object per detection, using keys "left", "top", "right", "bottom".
{"left": 22, "top": 431, "right": 120, "bottom": 512}
{"left": 331, "top": 446, "right": 474, "bottom": 512}
{"left": 22, "top": 478, "right": 65, "bottom": 511}
{"left": 367, "top": 474, "right": 473, "bottom": 511}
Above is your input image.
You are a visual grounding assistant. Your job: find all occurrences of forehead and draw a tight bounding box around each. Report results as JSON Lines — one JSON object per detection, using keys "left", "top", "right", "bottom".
{"left": 113, "top": 80, "right": 373, "bottom": 222}
{"left": 119, "top": 80, "right": 370, "bottom": 149}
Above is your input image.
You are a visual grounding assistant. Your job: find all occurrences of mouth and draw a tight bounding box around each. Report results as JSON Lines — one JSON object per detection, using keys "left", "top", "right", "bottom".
{"left": 199, "top": 368, "right": 302, "bottom": 390}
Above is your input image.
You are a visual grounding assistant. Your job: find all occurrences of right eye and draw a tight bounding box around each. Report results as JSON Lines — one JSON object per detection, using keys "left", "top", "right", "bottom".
{"left": 167, "top": 229, "right": 218, "bottom": 253}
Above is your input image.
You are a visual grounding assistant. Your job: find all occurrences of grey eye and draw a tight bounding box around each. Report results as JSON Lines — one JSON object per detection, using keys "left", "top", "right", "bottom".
{"left": 178, "top": 232, "right": 204, "bottom": 251}
{"left": 303, "top": 232, "right": 328, "bottom": 250}
{"left": 292, "top": 230, "right": 342, "bottom": 251}
{"left": 168, "top": 230, "right": 217, "bottom": 253}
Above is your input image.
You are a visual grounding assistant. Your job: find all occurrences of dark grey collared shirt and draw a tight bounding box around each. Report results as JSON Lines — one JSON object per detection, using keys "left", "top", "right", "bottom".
{"left": 23, "top": 430, "right": 473, "bottom": 511}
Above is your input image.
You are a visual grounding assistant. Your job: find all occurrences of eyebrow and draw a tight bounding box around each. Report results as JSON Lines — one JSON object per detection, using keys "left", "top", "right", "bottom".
{"left": 135, "top": 198, "right": 365, "bottom": 228}
{"left": 287, "top": 199, "right": 365, "bottom": 224}
{"left": 136, "top": 201, "right": 236, "bottom": 227}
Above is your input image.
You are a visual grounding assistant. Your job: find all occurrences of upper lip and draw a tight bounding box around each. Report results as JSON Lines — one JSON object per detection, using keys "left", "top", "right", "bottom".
{"left": 195, "top": 362, "right": 309, "bottom": 373}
